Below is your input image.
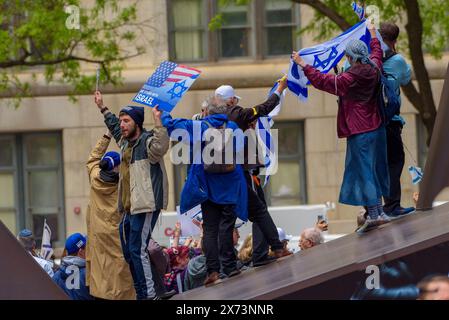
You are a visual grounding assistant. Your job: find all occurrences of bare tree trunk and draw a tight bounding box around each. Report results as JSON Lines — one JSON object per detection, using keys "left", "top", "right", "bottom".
{"left": 403, "top": 0, "right": 437, "bottom": 145}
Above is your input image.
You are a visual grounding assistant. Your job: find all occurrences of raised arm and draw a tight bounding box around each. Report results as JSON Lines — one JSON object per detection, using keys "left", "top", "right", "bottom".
{"left": 147, "top": 106, "right": 170, "bottom": 164}
{"left": 94, "top": 91, "right": 122, "bottom": 144}
{"left": 367, "top": 19, "right": 383, "bottom": 69}
{"left": 234, "top": 77, "right": 287, "bottom": 123}
{"left": 86, "top": 132, "right": 112, "bottom": 184}
{"left": 302, "top": 65, "right": 355, "bottom": 97}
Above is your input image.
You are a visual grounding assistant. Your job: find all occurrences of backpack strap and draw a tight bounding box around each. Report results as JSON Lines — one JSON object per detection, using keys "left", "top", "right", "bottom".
{"left": 383, "top": 49, "right": 397, "bottom": 63}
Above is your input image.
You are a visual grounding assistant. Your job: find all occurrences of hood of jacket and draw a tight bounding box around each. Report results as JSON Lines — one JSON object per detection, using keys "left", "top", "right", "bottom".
{"left": 58, "top": 256, "right": 86, "bottom": 280}
{"left": 187, "top": 255, "right": 207, "bottom": 279}
{"left": 202, "top": 114, "right": 229, "bottom": 128}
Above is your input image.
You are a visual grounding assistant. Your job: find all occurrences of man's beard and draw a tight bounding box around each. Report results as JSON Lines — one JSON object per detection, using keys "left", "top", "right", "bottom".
{"left": 125, "top": 125, "right": 138, "bottom": 140}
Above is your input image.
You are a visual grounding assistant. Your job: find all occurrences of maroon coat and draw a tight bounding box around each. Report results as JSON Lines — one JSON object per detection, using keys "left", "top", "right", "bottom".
{"left": 303, "top": 38, "right": 383, "bottom": 138}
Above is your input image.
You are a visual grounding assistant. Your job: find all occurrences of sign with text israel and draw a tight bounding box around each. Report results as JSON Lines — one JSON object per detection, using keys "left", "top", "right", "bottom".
{"left": 133, "top": 61, "right": 201, "bottom": 112}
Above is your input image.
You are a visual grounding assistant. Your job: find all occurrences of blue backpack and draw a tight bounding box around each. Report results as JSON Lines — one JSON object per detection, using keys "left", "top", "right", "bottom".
{"left": 376, "top": 52, "right": 401, "bottom": 124}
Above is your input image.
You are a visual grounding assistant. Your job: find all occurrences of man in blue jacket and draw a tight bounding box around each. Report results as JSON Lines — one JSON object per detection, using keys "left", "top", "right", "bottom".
{"left": 161, "top": 99, "right": 247, "bottom": 287}
{"left": 379, "top": 22, "right": 415, "bottom": 217}
{"left": 53, "top": 233, "right": 93, "bottom": 300}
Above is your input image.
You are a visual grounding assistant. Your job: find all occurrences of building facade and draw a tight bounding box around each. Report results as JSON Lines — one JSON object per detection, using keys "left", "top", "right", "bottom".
{"left": 0, "top": 0, "right": 448, "bottom": 248}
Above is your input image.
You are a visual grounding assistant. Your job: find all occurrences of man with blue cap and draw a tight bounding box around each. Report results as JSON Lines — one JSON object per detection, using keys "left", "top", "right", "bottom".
{"left": 94, "top": 90, "right": 169, "bottom": 300}
{"left": 85, "top": 131, "right": 135, "bottom": 300}
{"left": 17, "top": 229, "right": 54, "bottom": 277}
{"left": 53, "top": 233, "right": 93, "bottom": 300}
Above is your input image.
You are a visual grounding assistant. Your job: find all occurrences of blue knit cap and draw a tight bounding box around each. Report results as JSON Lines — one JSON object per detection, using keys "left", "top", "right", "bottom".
{"left": 120, "top": 106, "right": 145, "bottom": 128}
{"left": 102, "top": 151, "right": 121, "bottom": 171}
{"left": 65, "top": 233, "right": 87, "bottom": 255}
{"left": 18, "top": 229, "right": 33, "bottom": 238}
{"left": 345, "top": 39, "right": 371, "bottom": 64}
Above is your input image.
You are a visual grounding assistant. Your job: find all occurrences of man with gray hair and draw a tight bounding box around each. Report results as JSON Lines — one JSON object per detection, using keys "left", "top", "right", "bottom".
{"left": 299, "top": 228, "right": 324, "bottom": 251}
{"left": 161, "top": 101, "right": 248, "bottom": 287}
{"left": 215, "top": 79, "right": 288, "bottom": 267}
{"left": 17, "top": 229, "right": 54, "bottom": 277}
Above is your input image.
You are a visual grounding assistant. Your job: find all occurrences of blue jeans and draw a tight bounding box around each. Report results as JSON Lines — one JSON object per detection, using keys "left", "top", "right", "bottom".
{"left": 119, "top": 211, "right": 160, "bottom": 300}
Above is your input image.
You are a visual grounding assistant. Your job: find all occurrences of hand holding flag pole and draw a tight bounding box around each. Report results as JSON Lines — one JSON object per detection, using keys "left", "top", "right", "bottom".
{"left": 96, "top": 67, "right": 100, "bottom": 92}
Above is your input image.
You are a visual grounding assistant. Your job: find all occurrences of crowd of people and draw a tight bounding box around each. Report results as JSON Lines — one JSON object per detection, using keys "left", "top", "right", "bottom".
{"left": 13, "top": 20, "right": 449, "bottom": 300}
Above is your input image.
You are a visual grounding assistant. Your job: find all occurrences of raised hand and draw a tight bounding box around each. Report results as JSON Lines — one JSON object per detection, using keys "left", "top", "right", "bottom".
{"left": 94, "top": 91, "right": 104, "bottom": 109}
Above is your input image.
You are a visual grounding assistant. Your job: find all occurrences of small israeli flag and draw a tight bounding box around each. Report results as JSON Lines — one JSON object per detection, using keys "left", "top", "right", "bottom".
{"left": 408, "top": 166, "right": 423, "bottom": 185}
{"left": 352, "top": 1, "right": 365, "bottom": 21}
{"left": 40, "top": 219, "right": 54, "bottom": 260}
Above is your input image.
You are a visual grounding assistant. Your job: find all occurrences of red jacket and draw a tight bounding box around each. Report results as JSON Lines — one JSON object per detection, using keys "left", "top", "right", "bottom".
{"left": 303, "top": 38, "right": 383, "bottom": 138}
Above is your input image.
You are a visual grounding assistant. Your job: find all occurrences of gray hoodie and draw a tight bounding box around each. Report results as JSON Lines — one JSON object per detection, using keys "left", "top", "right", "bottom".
{"left": 184, "top": 255, "right": 207, "bottom": 291}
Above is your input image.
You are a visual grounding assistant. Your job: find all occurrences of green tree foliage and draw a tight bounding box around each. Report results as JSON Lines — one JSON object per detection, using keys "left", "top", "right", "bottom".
{"left": 0, "top": 0, "right": 154, "bottom": 106}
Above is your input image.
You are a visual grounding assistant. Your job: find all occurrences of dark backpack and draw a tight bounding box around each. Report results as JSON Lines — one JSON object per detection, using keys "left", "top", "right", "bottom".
{"left": 377, "top": 51, "right": 401, "bottom": 124}
{"left": 203, "top": 121, "right": 236, "bottom": 174}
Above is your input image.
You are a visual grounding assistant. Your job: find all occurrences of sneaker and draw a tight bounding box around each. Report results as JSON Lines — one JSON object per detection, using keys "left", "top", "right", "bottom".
{"left": 227, "top": 269, "right": 241, "bottom": 278}
{"left": 158, "top": 289, "right": 177, "bottom": 300}
{"left": 356, "top": 217, "right": 379, "bottom": 234}
{"left": 378, "top": 213, "right": 393, "bottom": 223}
{"left": 388, "top": 207, "right": 415, "bottom": 218}
{"left": 204, "top": 272, "right": 222, "bottom": 287}
{"left": 152, "top": 296, "right": 162, "bottom": 300}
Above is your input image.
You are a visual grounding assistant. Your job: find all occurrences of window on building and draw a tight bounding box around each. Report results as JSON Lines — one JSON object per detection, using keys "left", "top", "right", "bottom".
{"left": 0, "top": 133, "right": 65, "bottom": 247}
{"left": 265, "top": 121, "right": 307, "bottom": 206}
{"left": 167, "top": 0, "right": 300, "bottom": 62}
{"left": 218, "top": 2, "right": 252, "bottom": 58}
{"left": 264, "top": 0, "right": 298, "bottom": 56}
{"left": 168, "top": 0, "right": 206, "bottom": 61}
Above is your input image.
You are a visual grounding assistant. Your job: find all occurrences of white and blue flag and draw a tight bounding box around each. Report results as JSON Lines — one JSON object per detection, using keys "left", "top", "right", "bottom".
{"left": 352, "top": 1, "right": 365, "bottom": 21}
{"left": 409, "top": 166, "right": 423, "bottom": 185}
{"left": 256, "top": 81, "right": 286, "bottom": 187}
{"left": 288, "top": 20, "right": 370, "bottom": 101}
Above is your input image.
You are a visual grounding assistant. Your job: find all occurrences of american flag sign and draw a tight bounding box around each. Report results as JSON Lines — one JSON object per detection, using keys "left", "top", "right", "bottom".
{"left": 133, "top": 61, "right": 201, "bottom": 112}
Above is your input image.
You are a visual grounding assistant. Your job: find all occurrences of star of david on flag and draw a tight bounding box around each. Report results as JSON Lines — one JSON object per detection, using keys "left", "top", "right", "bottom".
{"left": 287, "top": 20, "right": 371, "bottom": 102}
{"left": 133, "top": 61, "right": 201, "bottom": 112}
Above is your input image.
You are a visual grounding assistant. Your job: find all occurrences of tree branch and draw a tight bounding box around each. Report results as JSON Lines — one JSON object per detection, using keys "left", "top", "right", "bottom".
{"left": 0, "top": 52, "right": 143, "bottom": 68}
{"left": 291, "top": 0, "right": 351, "bottom": 31}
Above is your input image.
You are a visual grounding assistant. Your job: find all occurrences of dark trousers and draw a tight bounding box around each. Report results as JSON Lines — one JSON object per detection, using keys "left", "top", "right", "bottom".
{"left": 119, "top": 211, "right": 160, "bottom": 300}
{"left": 383, "top": 122, "right": 405, "bottom": 213}
{"left": 244, "top": 171, "right": 283, "bottom": 263}
{"left": 201, "top": 200, "right": 237, "bottom": 275}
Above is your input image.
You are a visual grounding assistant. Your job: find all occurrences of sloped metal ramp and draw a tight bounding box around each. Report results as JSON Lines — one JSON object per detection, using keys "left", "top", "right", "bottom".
{"left": 0, "top": 221, "right": 68, "bottom": 299}
{"left": 173, "top": 203, "right": 449, "bottom": 300}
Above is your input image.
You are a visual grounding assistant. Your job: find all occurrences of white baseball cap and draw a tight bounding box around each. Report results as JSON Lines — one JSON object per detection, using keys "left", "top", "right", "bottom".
{"left": 277, "top": 227, "right": 292, "bottom": 242}
{"left": 215, "top": 85, "right": 241, "bottom": 101}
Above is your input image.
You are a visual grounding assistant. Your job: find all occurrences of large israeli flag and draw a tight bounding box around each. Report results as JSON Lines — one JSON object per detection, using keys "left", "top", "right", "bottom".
{"left": 288, "top": 20, "right": 371, "bottom": 101}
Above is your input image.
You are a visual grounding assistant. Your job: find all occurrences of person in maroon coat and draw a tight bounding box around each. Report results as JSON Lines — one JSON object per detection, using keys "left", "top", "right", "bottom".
{"left": 292, "top": 21, "right": 391, "bottom": 233}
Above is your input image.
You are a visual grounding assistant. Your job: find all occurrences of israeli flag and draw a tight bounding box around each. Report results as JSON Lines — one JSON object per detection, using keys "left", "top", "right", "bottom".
{"left": 352, "top": 1, "right": 365, "bottom": 21}
{"left": 288, "top": 20, "right": 370, "bottom": 101}
{"left": 40, "top": 219, "right": 54, "bottom": 261}
{"left": 409, "top": 166, "right": 423, "bottom": 185}
{"left": 256, "top": 81, "right": 285, "bottom": 187}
